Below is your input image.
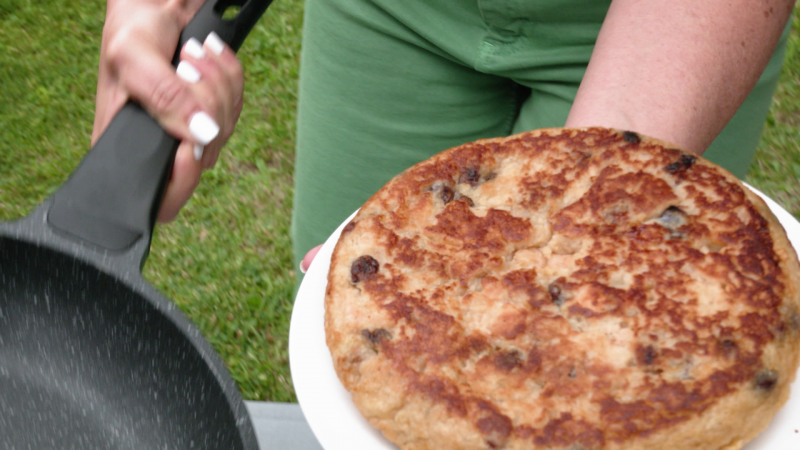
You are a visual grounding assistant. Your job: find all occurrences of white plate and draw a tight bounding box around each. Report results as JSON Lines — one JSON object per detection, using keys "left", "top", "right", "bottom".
{"left": 289, "top": 185, "right": 800, "bottom": 450}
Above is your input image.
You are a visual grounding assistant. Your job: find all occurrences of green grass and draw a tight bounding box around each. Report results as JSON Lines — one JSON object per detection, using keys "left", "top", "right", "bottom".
{"left": 1, "top": 1, "right": 799, "bottom": 403}
{"left": 747, "top": 9, "right": 800, "bottom": 219}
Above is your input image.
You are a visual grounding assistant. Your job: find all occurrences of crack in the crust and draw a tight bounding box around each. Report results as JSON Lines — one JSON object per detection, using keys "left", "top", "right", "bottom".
{"left": 349, "top": 283, "right": 364, "bottom": 294}
{"left": 507, "top": 248, "right": 521, "bottom": 264}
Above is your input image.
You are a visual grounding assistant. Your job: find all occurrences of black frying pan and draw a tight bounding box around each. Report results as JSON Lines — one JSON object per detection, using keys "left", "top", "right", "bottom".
{"left": 0, "top": 1, "right": 272, "bottom": 448}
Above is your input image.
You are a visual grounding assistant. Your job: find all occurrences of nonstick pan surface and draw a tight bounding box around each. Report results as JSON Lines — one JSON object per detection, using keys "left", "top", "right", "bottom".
{"left": 0, "top": 232, "right": 249, "bottom": 448}
{"left": 0, "top": 1, "right": 272, "bottom": 447}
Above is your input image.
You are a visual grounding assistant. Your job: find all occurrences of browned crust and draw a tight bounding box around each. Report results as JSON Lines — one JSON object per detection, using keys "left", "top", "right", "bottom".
{"left": 325, "top": 128, "right": 800, "bottom": 450}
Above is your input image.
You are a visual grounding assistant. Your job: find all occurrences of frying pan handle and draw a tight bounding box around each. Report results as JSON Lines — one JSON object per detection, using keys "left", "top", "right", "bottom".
{"left": 46, "top": 0, "right": 273, "bottom": 261}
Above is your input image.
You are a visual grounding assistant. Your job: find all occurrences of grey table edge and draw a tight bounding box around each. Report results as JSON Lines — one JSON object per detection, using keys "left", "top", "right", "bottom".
{"left": 245, "top": 401, "right": 324, "bottom": 450}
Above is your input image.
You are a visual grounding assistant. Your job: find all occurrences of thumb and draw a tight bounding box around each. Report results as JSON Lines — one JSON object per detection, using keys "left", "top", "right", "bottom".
{"left": 300, "top": 245, "right": 324, "bottom": 274}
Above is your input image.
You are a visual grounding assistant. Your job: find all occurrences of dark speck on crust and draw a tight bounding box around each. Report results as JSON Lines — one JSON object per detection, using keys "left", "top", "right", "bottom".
{"left": 460, "top": 167, "right": 481, "bottom": 187}
{"left": 342, "top": 220, "right": 357, "bottom": 234}
{"left": 664, "top": 154, "right": 697, "bottom": 174}
{"left": 718, "top": 339, "right": 738, "bottom": 357}
{"left": 361, "top": 328, "right": 392, "bottom": 344}
{"left": 754, "top": 369, "right": 778, "bottom": 392}
{"left": 549, "top": 283, "right": 566, "bottom": 307}
{"left": 441, "top": 186, "right": 455, "bottom": 204}
{"left": 458, "top": 194, "right": 475, "bottom": 207}
{"left": 623, "top": 131, "right": 640, "bottom": 144}
{"left": 658, "top": 206, "right": 686, "bottom": 235}
{"left": 643, "top": 346, "right": 657, "bottom": 365}
{"left": 351, "top": 255, "right": 380, "bottom": 283}
{"left": 494, "top": 349, "right": 522, "bottom": 371}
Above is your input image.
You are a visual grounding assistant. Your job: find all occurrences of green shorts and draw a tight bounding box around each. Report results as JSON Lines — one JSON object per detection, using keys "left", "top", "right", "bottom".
{"left": 291, "top": 0, "right": 791, "bottom": 278}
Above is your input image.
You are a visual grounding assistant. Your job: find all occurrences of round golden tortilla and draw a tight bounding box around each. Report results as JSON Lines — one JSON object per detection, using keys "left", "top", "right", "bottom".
{"left": 325, "top": 128, "right": 800, "bottom": 450}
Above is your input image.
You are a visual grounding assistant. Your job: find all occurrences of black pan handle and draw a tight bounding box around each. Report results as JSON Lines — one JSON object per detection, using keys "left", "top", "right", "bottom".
{"left": 47, "top": 0, "right": 273, "bottom": 264}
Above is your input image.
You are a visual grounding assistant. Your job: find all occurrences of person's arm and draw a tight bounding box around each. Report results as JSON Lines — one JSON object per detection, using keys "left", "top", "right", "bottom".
{"left": 94, "top": 0, "right": 245, "bottom": 221}
{"left": 565, "top": 0, "right": 794, "bottom": 155}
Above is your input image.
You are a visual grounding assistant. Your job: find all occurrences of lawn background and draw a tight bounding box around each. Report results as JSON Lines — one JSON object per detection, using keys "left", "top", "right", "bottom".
{"left": 1, "top": 0, "right": 798, "bottom": 402}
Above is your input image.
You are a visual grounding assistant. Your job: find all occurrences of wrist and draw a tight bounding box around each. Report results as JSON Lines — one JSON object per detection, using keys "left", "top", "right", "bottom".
{"left": 565, "top": 102, "right": 708, "bottom": 156}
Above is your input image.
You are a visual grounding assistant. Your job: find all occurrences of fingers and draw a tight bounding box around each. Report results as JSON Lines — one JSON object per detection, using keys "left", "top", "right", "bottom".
{"left": 155, "top": 32, "right": 244, "bottom": 222}
{"left": 300, "top": 245, "right": 325, "bottom": 274}
{"left": 158, "top": 33, "right": 244, "bottom": 222}
{"left": 157, "top": 140, "right": 203, "bottom": 223}
{"left": 178, "top": 32, "right": 244, "bottom": 168}
{"left": 201, "top": 32, "right": 245, "bottom": 106}
{"left": 105, "top": 28, "right": 242, "bottom": 150}
{"left": 112, "top": 37, "right": 213, "bottom": 146}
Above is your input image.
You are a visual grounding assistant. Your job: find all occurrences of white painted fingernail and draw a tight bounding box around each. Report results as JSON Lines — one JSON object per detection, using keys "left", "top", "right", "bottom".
{"left": 193, "top": 144, "right": 205, "bottom": 161}
{"left": 299, "top": 260, "right": 308, "bottom": 274}
{"left": 184, "top": 38, "right": 205, "bottom": 59}
{"left": 189, "top": 112, "right": 219, "bottom": 145}
{"left": 176, "top": 61, "right": 201, "bottom": 83}
{"left": 205, "top": 31, "right": 225, "bottom": 55}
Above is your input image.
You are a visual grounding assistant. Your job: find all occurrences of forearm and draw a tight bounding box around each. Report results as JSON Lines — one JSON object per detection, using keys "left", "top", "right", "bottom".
{"left": 101, "top": 0, "right": 206, "bottom": 59}
{"left": 565, "top": 0, "right": 793, "bottom": 155}
{"left": 104, "top": 0, "right": 205, "bottom": 24}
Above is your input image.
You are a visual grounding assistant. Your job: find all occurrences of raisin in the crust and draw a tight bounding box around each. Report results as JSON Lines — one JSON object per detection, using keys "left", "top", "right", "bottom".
{"left": 718, "top": 339, "right": 738, "bottom": 357}
{"left": 638, "top": 345, "right": 664, "bottom": 374}
{"left": 361, "top": 328, "right": 391, "bottom": 344}
{"left": 458, "top": 194, "right": 475, "bottom": 207}
{"left": 664, "top": 154, "right": 697, "bottom": 174}
{"left": 494, "top": 350, "right": 522, "bottom": 371}
{"left": 641, "top": 346, "right": 657, "bottom": 365}
{"left": 658, "top": 206, "right": 686, "bottom": 234}
{"left": 440, "top": 185, "right": 455, "bottom": 204}
{"left": 342, "top": 220, "right": 357, "bottom": 234}
{"left": 623, "top": 131, "right": 641, "bottom": 143}
{"left": 351, "top": 255, "right": 379, "bottom": 283}
{"left": 460, "top": 167, "right": 481, "bottom": 187}
{"left": 754, "top": 369, "right": 778, "bottom": 392}
{"left": 549, "top": 282, "right": 567, "bottom": 307}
